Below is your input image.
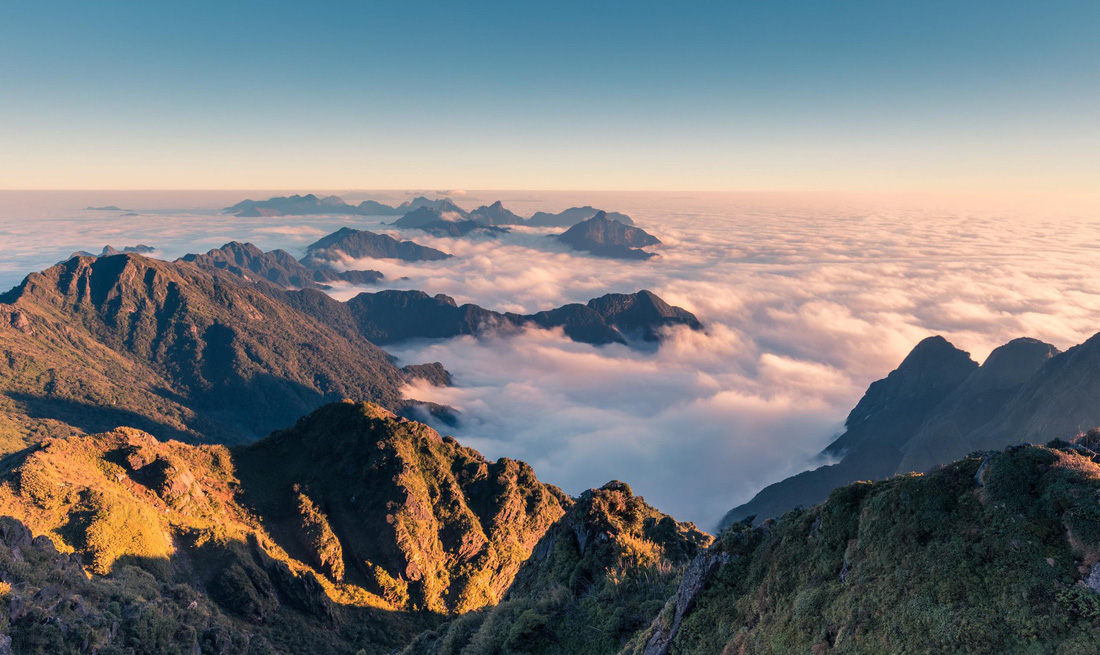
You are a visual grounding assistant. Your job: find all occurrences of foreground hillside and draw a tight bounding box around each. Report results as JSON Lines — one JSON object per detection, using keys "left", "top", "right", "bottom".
{"left": 0, "top": 403, "right": 573, "bottom": 652}
{"left": 636, "top": 439, "right": 1100, "bottom": 654}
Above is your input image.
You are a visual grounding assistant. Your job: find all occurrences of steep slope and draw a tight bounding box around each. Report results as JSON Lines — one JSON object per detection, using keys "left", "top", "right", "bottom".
{"left": 0, "top": 425, "right": 431, "bottom": 655}
{"left": 303, "top": 227, "right": 452, "bottom": 262}
{"left": 721, "top": 336, "right": 979, "bottom": 526}
{"left": 235, "top": 402, "right": 569, "bottom": 614}
{"left": 967, "top": 332, "right": 1100, "bottom": 451}
{"left": 527, "top": 206, "right": 635, "bottom": 228}
{"left": 343, "top": 289, "right": 703, "bottom": 346}
{"left": 181, "top": 241, "right": 384, "bottom": 289}
{"left": 633, "top": 440, "right": 1100, "bottom": 654}
{"left": 467, "top": 201, "right": 525, "bottom": 226}
{"left": 0, "top": 254, "right": 416, "bottom": 446}
{"left": 403, "top": 481, "right": 712, "bottom": 655}
{"left": 556, "top": 212, "right": 660, "bottom": 259}
{"left": 897, "top": 337, "right": 1059, "bottom": 472}
{"left": 722, "top": 334, "right": 1071, "bottom": 527}
{"left": 0, "top": 402, "right": 574, "bottom": 651}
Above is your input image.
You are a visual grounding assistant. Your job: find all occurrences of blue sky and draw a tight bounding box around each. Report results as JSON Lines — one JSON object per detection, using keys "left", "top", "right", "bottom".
{"left": 2, "top": 1, "right": 1098, "bottom": 195}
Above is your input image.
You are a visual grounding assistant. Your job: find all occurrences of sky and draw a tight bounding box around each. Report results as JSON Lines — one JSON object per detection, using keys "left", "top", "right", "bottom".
{"left": 2, "top": 1, "right": 1098, "bottom": 198}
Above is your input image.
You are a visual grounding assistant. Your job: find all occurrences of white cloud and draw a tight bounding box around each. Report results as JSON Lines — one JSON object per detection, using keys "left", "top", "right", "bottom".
{"left": 2, "top": 191, "right": 1099, "bottom": 529}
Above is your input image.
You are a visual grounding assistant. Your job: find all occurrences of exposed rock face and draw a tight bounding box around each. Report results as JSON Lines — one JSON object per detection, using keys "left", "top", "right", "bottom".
{"left": 527, "top": 205, "right": 635, "bottom": 227}
{"left": 402, "top": 480, "right": 711, "bottom": 655}
{"left": 181, "top": 241, "right": 384, "bottom": 290}
{"left": 235, "top": 402, "right": 569, "bottom": 613}
{"left": 722, "top": 334, "right": 1069, "bottom": 527}
{"left": 0, "top": 423, "right": 434, "bottom": 653}
{"left": 400, "top": 362, "right": 453, "bottom": 387}
{"left": 556, "top": 212, "right": 660, "bottom": 259}
{"left": 467, "top": 200, "right": 525, "bottom": 226}
{"left": 343, "top": 289, "right": 702, "bottom": 346}
{"left": 303, "top": 227, "right": 451, "bottom": 263}
{"left": 640, "top": 550, "right": 731, "bottom": 655}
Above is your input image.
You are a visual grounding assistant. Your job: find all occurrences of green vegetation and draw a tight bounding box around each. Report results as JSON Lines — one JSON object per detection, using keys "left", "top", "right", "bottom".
{"left": 235, "top": 401, "right": 570, "bottom": 614}
{"left": 0, "top": 253, "right": 421, "bottom": 450}
{"left": 656, "top": 441, "right": 1100, "bottom": 654}
{"left": 404, "top": 481, "right": 712, "bottom": 655}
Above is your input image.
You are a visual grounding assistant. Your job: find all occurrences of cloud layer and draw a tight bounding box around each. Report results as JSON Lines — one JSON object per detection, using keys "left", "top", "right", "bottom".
{"left": 2, "top": 190, "right": 1098, "bottom": 528}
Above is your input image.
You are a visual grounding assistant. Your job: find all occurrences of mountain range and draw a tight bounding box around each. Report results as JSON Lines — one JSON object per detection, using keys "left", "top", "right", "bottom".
{"left": 0, "top": 253, "right": 432, "bottom": 446}
{"left": 6, "top": 216, "right": 1100, "bottom": 652}
{"left": 223, "top": 194, "right": 640, "bottom": 231}
{"left": 181, "top": 241, "right": 385, "bottom": 289}
{"left": 528, "top": 205, "right": 635, "bottom": 227}
{"left": 225, "top": 194, "right": 403, "bottom": 217}
{"left": 343, "top": 288, "right": 702, "bottom": 346}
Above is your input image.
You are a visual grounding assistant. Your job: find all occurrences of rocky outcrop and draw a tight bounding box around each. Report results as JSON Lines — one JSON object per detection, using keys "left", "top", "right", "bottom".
{"left": 640, "top": 550, "right": 731, "bottom": 655}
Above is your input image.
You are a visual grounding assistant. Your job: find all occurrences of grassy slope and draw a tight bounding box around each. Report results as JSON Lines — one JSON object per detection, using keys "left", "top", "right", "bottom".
{"left": 659, "top": 442, "right": 1100, "bottom": 654}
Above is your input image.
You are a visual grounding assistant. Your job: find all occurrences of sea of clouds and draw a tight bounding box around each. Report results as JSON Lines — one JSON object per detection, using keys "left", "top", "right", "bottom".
{"left": 2, "top": 190, "right": 1099, "bottom": 527}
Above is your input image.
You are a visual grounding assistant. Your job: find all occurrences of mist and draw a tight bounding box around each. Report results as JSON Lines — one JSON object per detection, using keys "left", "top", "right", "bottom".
{"left": 2, "top": 190, "right": 1098, "bottom": 527}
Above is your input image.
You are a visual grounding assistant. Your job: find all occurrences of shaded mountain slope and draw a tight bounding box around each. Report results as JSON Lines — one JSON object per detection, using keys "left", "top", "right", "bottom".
{"left": 344, "top": 289, "right": 703, "bottom": 346}
{"left": 181, "top": 241, "right": 383, "bottom": 289}
{"left": 403, "top": 481, "right": 711, "bottom": 655}
{"left": 0, "top": 254, "right": 419, "bottom": 446}
{"left": 722, "top": 335, "right": 1065, "bottom": 527}
{"left": 633, "top": 440, "right": 1100, "bottom": 654}
{"left": 303, "top": 227, "right": 451, "bottom": 263}
{"left": 527, "top": 206, "right": 635, "bottom": 228}
{"left": 556, "top": 213, "right": 660, "bottom": 259}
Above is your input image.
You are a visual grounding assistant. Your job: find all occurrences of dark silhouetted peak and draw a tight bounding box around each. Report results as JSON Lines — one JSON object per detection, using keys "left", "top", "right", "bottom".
{"left": 829, "top": 336, "right": 976, "bottom": 452}
{"left": 526, "top": 205, "right": 636, "bottom": 227}
{"left": 303, "top": 227, "right": 451, "bottom": 263}
{"left": 586, "top": 289, "right": 703, "bottom": 340}
{"left": 557, "top": 214, "right": 660, "bottom": 259}
{"left": 468, "top": 200, "right": 525, "bottom": 226}
{"left": 345, "top": 289, "right": 701, "bottom": 347}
